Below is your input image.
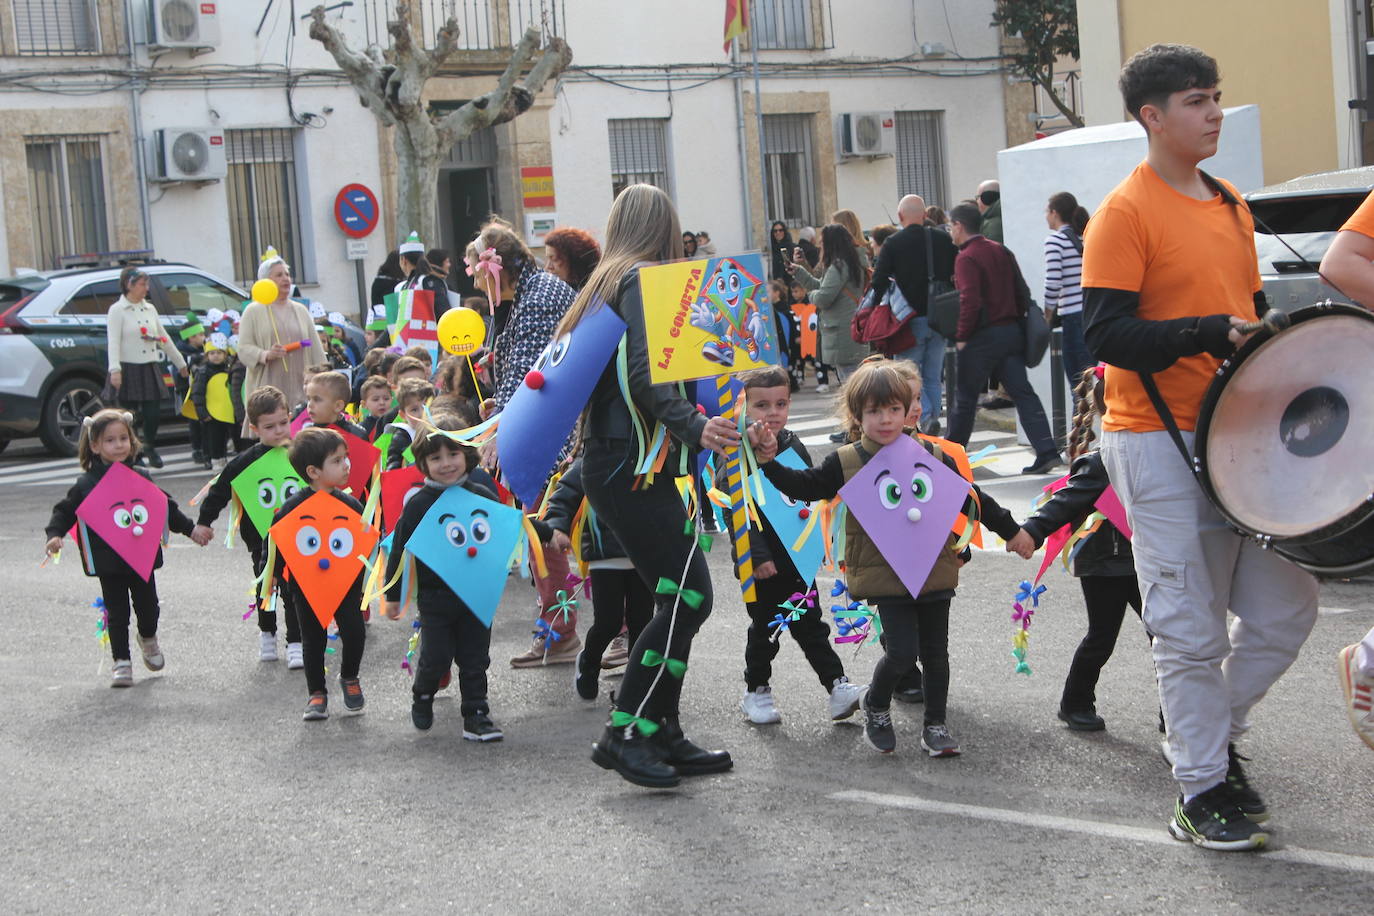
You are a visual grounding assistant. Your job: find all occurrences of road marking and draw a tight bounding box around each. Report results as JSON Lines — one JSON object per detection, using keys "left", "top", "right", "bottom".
{"left": 787, "top": 417, "right": 840, "bottom": 432}
{"left": 830, "top": 789, "right": 1374, "bottom": 874}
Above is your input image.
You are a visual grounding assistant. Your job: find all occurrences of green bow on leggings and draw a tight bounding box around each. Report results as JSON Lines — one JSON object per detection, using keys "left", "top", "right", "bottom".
{"left": 610, "top": 709, "right": 660, "bottom": 736}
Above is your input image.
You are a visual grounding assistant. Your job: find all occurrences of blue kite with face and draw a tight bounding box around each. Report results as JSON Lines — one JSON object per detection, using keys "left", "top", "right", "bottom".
{"left": 689, "top": 257, "right": 773, "bottom": 367}
{"left": 496, "top": 302, "right": 627, "bottom": 507}
{"left": 405, "top": 485, "right": 525, "bottom": 627}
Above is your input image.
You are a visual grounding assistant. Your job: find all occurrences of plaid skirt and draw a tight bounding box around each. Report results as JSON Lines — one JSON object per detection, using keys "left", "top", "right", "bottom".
{"left": 113, "top": 362, "right": 168, "bottom": 404}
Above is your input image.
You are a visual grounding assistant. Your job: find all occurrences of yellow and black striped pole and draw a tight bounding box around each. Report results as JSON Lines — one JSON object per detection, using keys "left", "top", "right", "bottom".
{"left": 715, "top": 374, "right": 755, "bottom": 601}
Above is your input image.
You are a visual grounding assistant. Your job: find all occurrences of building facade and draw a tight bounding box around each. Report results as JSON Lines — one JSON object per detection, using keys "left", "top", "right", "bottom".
{"left": 0, "top": 0, "right": 1023, "bottom": 313}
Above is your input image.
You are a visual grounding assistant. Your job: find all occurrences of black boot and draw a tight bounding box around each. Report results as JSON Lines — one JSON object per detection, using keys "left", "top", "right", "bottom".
{"left": 653, "top": 715, "right": 733, "bottom": 776}
{"left": 144, "top": 447, "right": 164, "bottom": 469}
{"left": 592, "top": 722, "right": 681, "bottom": 788}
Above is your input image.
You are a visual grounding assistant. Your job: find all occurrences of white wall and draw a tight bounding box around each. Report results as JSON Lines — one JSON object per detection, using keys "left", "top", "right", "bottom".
{"left": 997, "top": 105, "right": 1265, "bottom": 439}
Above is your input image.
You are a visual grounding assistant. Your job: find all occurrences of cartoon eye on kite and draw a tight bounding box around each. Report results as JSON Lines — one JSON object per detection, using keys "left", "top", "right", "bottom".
{"left": 807, "top": 313, "right": 818, "bottom": 332}
{"left": 257, "top": 481, "right": 277, "bottom": 509}
{"left": 877, "top": 474, "right": 903, "bottom": 510}
{"left": 779, "top": 492, "right": 799, "bottom": 507}
{"left": 130, "top": 503, "right": 149, "bottom": 525}
{"left": 328, "top": 528, "right": 354, "bottom": 558}
{"left": 532, "top": 346, "right": 551, "bottom": 373}
{"left": 112, "top": 507, "right": 133, "bottom": 528}
{"left": 548, "top": 334, "right": 571, "bottom": 367}
{"left": 470, "top": 513, "right": 491, "bottom": 544}
{"left": 715, "top": 276, "right": 728, "bottom": 295}
{"left": 444, "top": 517, "right": 467, "bottom": 548}
{"left": 280, "top": 479, "right": 301, "bottom": 502}
{"left": 728, "top": 271, "right": 741, "bottom": 294}
{"left": 296, "top": 525, "right": 322, "bottom": 556}
{"left": 911, "top": 467, "right": 934, "bottom": 503}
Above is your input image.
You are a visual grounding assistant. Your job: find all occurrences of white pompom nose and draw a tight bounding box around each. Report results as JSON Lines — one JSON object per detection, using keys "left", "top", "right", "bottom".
{"left": 906, "top": 508, "right": 922, "bottom": 523}
{"left": 132, "top": 525, "right": 144, "bottom": 536}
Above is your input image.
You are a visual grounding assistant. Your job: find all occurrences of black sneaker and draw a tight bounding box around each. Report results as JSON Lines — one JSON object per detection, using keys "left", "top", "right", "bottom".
{"left": 1226, "top": 743, "right": 1268, "bottom": 822}
{"left": 411, "top": 694, "right": 434, "bottom": 731}
{"left": 1058, "top": 707, "right": 1106, "bottom": 731}
{"left": 829, "top": 430, "right": 848, "bottom": 444}
{"left": 861, "top": 691, "right": 896, "bottom": 754}
{"left": 920, "top": 723, "right": 961, "bottom": 757}
{"left": 893, "top": 667, "right": 924, "bottom": 704}
{"left": 1168, "top": 783, "right": 1270, "bottom": 850}
{"left": 302, "top": 692, "right": 328, "bottom": 721}
{"left": 573, "top": 650, "right": 598, "bottom": 701}
{"left": 340, "top": 677, "right": 365, "bottom": 714}
{"left": 462, "top": 713, "right": 503, "bottom": 742}
{"left": 1022, "top": 452, "right": 1063, "bottom": 475}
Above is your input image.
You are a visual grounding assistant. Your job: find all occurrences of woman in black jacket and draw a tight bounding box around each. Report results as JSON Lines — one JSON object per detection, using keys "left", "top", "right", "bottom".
{"left": 557, "top": 184, "right": 774, "bottom": 788}
{"left": 397, "top": 235, "right": 453, "bottom": 320}
{"left": 370, "top": 250, "right": 405, "bottom": 309}
{"left": 769, "top": 220, "right": 794, "bottom": 282}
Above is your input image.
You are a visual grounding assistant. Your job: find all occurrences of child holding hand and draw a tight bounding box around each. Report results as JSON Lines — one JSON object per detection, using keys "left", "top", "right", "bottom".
{"left": 45, "top": 409, "right": 203, "bottom": 687}
{"left": 762, "top": 362, "right": 1022, "bottom": 757}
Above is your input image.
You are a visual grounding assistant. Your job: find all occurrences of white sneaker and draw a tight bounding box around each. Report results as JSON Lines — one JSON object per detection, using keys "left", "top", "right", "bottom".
{"left": 1160, "top": 735, "right": 1176, "bottom": 768}
{"left": 137, "top": 635, "right": 164, "bottom": 671}
{"left": 741, "top": 686, "right": 781, "bottom": 724}
{"left": 815, "top": 383, "right": 830, "bottom": 394}
{"left": 1338, "top": 644, "right": 1374, "bottom": 751}
{"left": 828, "top": 676, "right": 864, "bottom": 721}
{"left": 259, "top": 631, "right": 278, "bottom": 662}
{"left": 285, "top": 642, "right": 304, "bottom": 670}
{"left": 111, "top": 660, "right": 133, "bottom": 688}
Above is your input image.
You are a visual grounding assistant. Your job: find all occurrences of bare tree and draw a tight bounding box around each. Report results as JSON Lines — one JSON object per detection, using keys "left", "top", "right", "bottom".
{"left": 309, "top": 3, "right": 572, "bottom": 243}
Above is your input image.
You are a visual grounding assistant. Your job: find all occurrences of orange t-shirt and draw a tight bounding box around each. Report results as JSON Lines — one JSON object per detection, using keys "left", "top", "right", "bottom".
{"left": 1081, "top": 162, "right": 1261, "bottom": 432}
{"left": 1341, "top": 190, "right": 1374, "bottom": 238}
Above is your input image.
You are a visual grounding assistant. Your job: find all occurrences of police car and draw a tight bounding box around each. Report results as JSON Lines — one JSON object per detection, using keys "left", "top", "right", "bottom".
{"left": 0, "top": 262, "right": 364, "bottom": 457}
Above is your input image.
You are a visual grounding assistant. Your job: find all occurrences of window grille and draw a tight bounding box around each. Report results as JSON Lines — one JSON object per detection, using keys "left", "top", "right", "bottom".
{"left": 25, "top": 134, "right": 109, "bottom": 269}
{"left": 12, "top": 0, "right": 98, "bottom": 55}
{"left": 895, "top": 111, "right": 947, "bottom": 209}
{"left": 225, "top": 129, "right": 305, "bottom": 286}
{"left": 753, "top": 0, "right": 814, "bottom": 49}
{"left": 762, "top": 114, "right": 816, "bottom": 229}
{"left": 608, "top": 118, "right": 671, "bottom": 199}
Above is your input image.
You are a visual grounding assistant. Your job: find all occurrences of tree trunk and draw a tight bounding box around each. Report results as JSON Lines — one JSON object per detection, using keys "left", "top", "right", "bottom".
{"left": 394, "top": 119, "right": 443, "bottom": 245}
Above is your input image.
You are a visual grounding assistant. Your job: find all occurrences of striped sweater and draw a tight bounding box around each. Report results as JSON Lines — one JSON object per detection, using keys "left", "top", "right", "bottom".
{"left": 1042, "top": 227, "right": 1084, "bottom": 316}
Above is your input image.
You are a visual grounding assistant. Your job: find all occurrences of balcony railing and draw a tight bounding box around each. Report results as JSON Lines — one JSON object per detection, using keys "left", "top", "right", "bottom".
{"left": 361, "top": 0, "right": 566, "bottom": 52}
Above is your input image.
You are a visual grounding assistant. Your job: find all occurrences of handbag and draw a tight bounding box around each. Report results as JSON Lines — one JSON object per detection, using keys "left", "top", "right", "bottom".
{"left": 1017, "top": 263, "right": 1051, "bottom": 368}
{"left": 850, "top": 283, "right": 915, "bottom": 355}
{"left": 923, "top": 228, "right": 961, "bottom": 339}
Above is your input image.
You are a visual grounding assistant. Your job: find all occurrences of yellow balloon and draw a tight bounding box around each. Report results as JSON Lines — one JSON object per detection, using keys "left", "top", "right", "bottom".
{"left": 438, "top": 307, "right": 486, "bottom": 355}
{"left": 251, "top": 278, "right": 279, "bottom": 305}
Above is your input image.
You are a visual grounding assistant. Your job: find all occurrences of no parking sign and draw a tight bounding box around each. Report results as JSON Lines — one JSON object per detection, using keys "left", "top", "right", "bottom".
{"left": 334, "top": 183, "right": 379, "bottom": 239}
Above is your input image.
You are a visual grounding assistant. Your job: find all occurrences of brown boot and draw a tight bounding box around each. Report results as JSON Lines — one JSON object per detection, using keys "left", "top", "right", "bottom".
{"left": 509, "top": 633, "right": 582, "bottom": 668}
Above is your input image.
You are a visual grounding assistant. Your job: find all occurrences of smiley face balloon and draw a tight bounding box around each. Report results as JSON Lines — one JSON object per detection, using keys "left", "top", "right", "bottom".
{"left": 403, "top": 485, "right": 524, "bottom": 627}
{"left": 75, "top": 462, "right": 169, "bottom": 581}
{"left": 270, "top": 490, "right": 379, "bottom": 627}
{"left": 437, "top": 307, "right": 486, "bottom": 356}
{"left": 837, "top": 434, "right": 971, "bottom": 599}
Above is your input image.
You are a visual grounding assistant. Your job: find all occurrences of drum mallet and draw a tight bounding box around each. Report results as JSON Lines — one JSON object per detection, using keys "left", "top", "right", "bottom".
{"left": 1234, "top": 311, "right": 1291, "bottom": 336}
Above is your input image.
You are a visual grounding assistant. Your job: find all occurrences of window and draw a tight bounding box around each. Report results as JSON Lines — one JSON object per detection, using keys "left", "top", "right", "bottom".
{"left": 153, "top": 272, "right": 246, "bottom": 317}
{"left": 895, "top": 111, "right": 947, "bottom": 208}
{"left": 762, "top": 114, "right": 817, "bottom": 228}
{"left": 754, "top": 0, "right": 815, "bottom": 50}
{"left": 12, "top": 0, "right": 98, "bottom": 54}
{"left": 225, "top": 129, "right": 305, "bottom": 286}
{"left": 60, "top": 278, "right": 120, "bottom": 316}
{"left": 608, "top": 119, "right": 670, "bottom": 199}
{"left": 26, "top": 135, "right": 110, "bottom": 270}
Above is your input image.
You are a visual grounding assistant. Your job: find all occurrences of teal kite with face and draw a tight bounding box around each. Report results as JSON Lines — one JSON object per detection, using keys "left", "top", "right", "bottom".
{"left": 404, "top": 485, "right": 524, "bottom": 627}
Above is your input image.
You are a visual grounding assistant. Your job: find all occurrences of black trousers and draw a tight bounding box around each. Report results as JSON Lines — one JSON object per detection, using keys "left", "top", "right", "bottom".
{"left": 583, "top": 567, "right": 653, "bottom": 671}
{"left": 1061, "top": 574, "right": 1143, "bottom": 712}
{"left": 868, "top": 595, "right": 951, "bottom": 725}
{"left": 744, "top": 571, "right": 844, "bottom": 691}
{"left": 582, "top": 444, "right": 713, "bottom": 722}
{"left": 292, "top": 583, "right": 366, "bottom": 696}
{"left": 201, "top": 420, "right": 235, "bottom": 460}
{"left": 413, "top": 590, "right": 491, "bottom": 717}
{"left": 253, "top": 547, "right": 301, "bottom": 642}
{"left": 99, "top": 572, "right": 160, "bottom": 661}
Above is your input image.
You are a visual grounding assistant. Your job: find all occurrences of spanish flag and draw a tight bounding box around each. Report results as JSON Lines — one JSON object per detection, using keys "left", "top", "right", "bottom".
{"left": 723, "top": 0, "right": 748, "bottom": 52}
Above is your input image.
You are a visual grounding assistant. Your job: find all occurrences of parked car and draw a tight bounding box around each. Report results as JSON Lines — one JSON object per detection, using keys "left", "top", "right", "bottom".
{"left": 0, "top": 263, "right": 365, "bottom": 456}
{"left": 1245, "top": 165, "right": 1374, "bottom": 312}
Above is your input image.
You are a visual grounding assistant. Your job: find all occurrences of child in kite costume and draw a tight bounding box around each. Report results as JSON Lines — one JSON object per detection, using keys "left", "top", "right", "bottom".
{"left": 44, "top": 409, "right": 199, "bottom": 687}
{"left": 762, "top": 362, "right": 1022, "bottom": 758}
{"left": 733, "top": 366, "right": 865, "bottom": 726}
{"left": 1007, "top": 366, "right": 1147, "bottom": 735}
{"left": 191, "top": 385, "right": 305, "bottom": 667}
{"left": 270, "top": 428, "right": 372, "bottom": 721}
{"left": 383, "top": 414, "right": 507, "bottom": 741}
{"left": 543, "top": 457, "right": 654, "bottom": 702}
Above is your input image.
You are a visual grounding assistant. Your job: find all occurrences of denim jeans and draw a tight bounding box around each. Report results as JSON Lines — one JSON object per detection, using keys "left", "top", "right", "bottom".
{"left": 1058, "top": 310, "right": 1094, "bottom": 389}
{"left": 895, "top": 316, "right": 945, "bottom": 423}
{"left": 948, "top": 323, "right": 1057, "bottom": 457}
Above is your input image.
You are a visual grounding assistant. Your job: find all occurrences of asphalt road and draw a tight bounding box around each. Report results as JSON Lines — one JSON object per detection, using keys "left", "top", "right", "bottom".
{"left": 2, "top": 393, "right": 1372, "bottom": 914}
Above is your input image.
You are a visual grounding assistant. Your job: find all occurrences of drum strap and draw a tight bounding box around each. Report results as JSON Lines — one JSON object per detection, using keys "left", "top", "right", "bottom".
{"left": 1137, "top": 371, "right": 1200, "bottom": 478}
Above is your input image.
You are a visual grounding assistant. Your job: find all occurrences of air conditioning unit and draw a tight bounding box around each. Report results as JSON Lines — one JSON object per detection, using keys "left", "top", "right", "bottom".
{"left": 149, "top": 0, "right": 220, "bottom": 50}
{"left": 840, "top": 111, "right": 897, "bottom": 157}
{"left": 150, "top": 128, "right": 227, "bottom": 182}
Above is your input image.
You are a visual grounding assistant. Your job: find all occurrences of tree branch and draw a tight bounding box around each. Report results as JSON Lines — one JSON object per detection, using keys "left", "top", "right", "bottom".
{"left": 308, "top": 4, "right": 394, "bottom": 124}
{"left": 434, "top": 27, "right": 571, "bottom": 148}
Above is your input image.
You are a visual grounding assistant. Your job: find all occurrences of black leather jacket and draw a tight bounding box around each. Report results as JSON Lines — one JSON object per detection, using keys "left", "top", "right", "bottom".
{"left": 543, "top": 458, "right": 626, "bottom": 562}
{"left": 1020, "top": 451, "right": 1135, "bottom": 578}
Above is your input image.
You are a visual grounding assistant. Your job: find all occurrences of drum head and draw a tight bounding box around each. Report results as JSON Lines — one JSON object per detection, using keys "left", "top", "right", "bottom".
{"left": 1204, "top": 311, "right": 1374, "bottom": 539}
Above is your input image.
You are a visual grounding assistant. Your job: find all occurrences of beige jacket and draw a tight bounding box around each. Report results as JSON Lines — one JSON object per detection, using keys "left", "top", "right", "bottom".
{"left": 106, "top": 296, "right": 185, "bottom": 373}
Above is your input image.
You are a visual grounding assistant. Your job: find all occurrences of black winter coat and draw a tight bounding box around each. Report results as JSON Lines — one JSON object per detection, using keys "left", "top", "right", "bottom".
{"left": 1019, "top": 451, "right": 1135, "bottom": 578}
{"left": 46, "top": 459, "right": 195, "bottom": 577}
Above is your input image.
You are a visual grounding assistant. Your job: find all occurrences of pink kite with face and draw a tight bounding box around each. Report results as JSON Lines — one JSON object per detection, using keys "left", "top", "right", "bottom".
{"left": 75, "top": 462, "right": 169, "bottom": 581}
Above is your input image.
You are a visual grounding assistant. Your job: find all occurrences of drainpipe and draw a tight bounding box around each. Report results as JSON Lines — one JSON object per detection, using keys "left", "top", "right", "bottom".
{"left": 731, "top": 41, "right": 753, "bottom": 250}
{"left": 125, "top": 0, "right": 153, "bottom": 252}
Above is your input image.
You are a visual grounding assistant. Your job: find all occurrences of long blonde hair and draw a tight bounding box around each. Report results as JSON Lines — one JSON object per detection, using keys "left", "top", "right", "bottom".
{"left": 556, "top": 185, "right": 683, "bottom": 336}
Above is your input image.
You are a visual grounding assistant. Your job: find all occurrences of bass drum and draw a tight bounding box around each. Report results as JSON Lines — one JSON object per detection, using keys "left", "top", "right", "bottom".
{"left": 1194, "top": 301, "right": 1374, "bottom": 578}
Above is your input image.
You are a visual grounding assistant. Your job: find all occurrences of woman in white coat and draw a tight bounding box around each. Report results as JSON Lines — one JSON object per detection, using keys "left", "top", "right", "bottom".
{"left": 105, "top": 266, "right": 186, "bottom": 466}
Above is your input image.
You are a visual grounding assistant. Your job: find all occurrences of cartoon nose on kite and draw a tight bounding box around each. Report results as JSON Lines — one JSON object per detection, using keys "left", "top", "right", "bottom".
{"left": 524, "top": 370, "right": 545, "bottom": 390}
{"left": 132, "top": 525, "right": 144, "bottom": 537}
{"left": 798, "top": 508, "right": 810, "bottom": 520}
{"left": 318, "top": 558, "right": 331, "bottom": 570}
{"left": 466, "top": 546, "right": 478, "bottom": 558}
{"left": 906, "top": 508, "right": 922, "bottom": 523}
